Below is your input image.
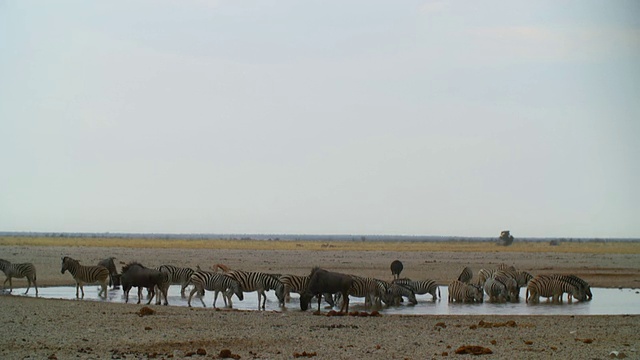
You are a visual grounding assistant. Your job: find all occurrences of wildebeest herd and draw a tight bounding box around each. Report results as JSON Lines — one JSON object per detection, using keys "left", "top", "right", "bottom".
{"left": 0, "top": 257, "right": 593, "bottom": 312}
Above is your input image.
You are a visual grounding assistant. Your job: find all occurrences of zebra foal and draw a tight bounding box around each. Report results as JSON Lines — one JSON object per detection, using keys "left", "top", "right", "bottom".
{"left": 61, "top": 256, "right": 109, "bottom": 298}
{"left": 0, "top": 259, "right": 38, "bottom": 296}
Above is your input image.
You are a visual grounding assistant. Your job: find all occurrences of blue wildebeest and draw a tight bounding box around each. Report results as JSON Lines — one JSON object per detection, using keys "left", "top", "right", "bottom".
{"left": 121, "top": 262, "right": 169, "bottom": 305}
{"left": 300, "top": 267, "right": 353, "bottom": 313}
{"left": 97, "top": 257, "right": 120, "bottom": 290}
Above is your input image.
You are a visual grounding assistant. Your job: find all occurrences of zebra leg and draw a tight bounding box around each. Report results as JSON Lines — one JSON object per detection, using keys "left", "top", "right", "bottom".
{"left": 180, "top": 283, "right": 187, "bottom": 298}
{"left": 187, "top": 287, "right": 198, "bottom": 307}
{"left": 225, "top": 289, "right": 234, "bottom": 308}
{"left": 7, "top": 277, "right": 13, "bottom": 293}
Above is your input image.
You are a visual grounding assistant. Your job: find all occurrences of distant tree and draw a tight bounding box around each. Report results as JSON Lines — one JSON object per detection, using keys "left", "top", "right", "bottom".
{"left": 497, "top": 230, "right": 514, "bottom": 246}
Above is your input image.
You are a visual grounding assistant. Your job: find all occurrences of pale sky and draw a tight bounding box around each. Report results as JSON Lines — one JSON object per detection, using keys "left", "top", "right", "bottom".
{"left": 1, "top": 0, "right": 638, "bottom": 238}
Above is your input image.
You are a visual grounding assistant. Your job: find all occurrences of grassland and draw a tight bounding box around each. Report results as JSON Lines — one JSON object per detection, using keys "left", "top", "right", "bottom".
{"left": 1, "top": 236, "right": 638, "bottom": 254}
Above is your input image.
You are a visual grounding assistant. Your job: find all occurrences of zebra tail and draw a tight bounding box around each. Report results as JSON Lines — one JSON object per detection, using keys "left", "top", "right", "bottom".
{"left": 525, "top": 287, "right": 529, "bottom": 303}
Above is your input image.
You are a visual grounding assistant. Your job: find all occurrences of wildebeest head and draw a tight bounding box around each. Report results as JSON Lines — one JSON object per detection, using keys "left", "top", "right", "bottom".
{"left": 299, "top": 292, "right": 312, "bottom": 311}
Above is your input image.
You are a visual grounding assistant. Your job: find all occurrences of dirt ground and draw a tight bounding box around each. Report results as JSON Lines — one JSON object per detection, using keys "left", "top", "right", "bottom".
{"left": 0, "top": 244, "right": 639, "bottom": 359}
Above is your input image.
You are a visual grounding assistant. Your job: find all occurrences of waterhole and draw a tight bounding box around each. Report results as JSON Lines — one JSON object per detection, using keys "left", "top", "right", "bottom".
{"left": 6, "top": 285, "right": 640, "bottom": 315}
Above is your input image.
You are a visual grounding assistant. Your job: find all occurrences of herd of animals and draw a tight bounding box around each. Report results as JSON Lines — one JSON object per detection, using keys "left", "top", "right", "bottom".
{"left": 0, "top": 257, "right": 593, "bottom": 313}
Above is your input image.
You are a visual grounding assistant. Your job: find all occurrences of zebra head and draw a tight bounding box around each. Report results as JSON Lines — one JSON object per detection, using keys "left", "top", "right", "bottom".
{"left": 61, "top": 256, "right": 72, "bottom": 274}
{"left": 231, "top": 281, "right": 244, "bottom": 301}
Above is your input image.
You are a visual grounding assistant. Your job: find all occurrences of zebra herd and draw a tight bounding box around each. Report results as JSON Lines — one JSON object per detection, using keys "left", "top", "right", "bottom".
{"left": 0, "top": 257, "right": 592, "bottom": 312}
{"left": 449, "top": 263, "right": 593, "bottom": 305}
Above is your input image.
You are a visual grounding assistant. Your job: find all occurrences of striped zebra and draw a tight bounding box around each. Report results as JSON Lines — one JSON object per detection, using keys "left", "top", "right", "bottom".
{"left": 279, "top": 274, "right": 335, "bottom": 308}
{"left": 61, "top": 256, "right": 109, "bottom": 299}
{"left": 526, "top": 275, "right": 584, "bottom": 304}
{"left": 492, "top": 273, "right": 519, "bottom": 301}
{"left": 345, "top": 275, "right": 379, "bottom": 309}
{"left": 225, "top": 270, "right": 285, "bottom": 310}
{"left": 0, "top": 259, "right": 38, "bottom": 296}
{"left": 497, "top": 263, "right": 517, "bottom": 271}
{"left": 546, "top": 274, "right": 591, "bottom": 302}
{"left": 494, "top": 269, "right": 532, "bottom": 287}
{"left": 457, "top": 266, "right": 473, "bottom": 284}
{"left": 187, "top": 270, "right": 244, "bottom": 308}
{"left": 483, "top": 277, "right": 508, "bottom": 303}
{"left": 392, "top": 278, "right": 440, "bottom": 300}
{"left": 157, "top": 265, "right": 195, "bottom": 298}
{"left": 372, "top": 278, "right": 397, "bottom": 307}
{"left": 448, "top": 280, "right": 483, "bottom": 303}
{"left": 476, "top": 268, "right": 496, "bottom": 287}
{"left": 385, "top": 283, "right": 418, "bottom": 306}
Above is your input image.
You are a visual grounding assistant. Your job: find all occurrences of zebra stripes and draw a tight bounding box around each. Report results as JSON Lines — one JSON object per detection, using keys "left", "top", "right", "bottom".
{"left": 392, "top": 278, "right": 440, "bottom": 300}
{"left": 158, "top": 265, "right": 195, "bottom": 298}
{"left": 187, "top": 270, "right": 243, "bottom": 308}
{"left": 385, "top": 283, "right": 418, "bottom": 306}
{"left": 448, "top": 280, "right": 483, "bottom": 303}
{"left": 61, "top": 256, "right": 109, "bottom": 298}
{"left": 0, "top": 259, "right": 38, "bottom": 296}
{"left": 457, "top": 266, "right": 473, "bottom": 284}
{"left": 279, "top": 274, "right": 309, "bottom": 303}
{"left": 347, "top": 276, "right": 379, "bottom": 309}
{"left": 483, "top": 277, "right": 508, "bottom": 303}
{"left": 279, "top": 274, "right": 335, "bottom": 308}
{"left": 526, "top": 275, "right": 584, "bottom": 304}
{"left": 225, "top": 270, "right": 285, "bottom": 310}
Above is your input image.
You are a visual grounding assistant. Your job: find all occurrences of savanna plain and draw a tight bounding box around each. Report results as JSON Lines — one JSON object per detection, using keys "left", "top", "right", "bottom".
{"left": 1, "top": 237, "right": 639, "bottom": 359}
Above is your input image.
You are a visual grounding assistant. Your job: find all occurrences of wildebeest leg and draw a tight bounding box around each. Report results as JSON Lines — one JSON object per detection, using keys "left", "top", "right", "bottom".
{"left": 146, "top": 286, "right": 156, "bottom": 305}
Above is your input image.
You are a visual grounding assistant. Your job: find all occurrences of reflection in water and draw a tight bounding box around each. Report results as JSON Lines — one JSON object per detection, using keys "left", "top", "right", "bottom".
{"left": 6, "top": 285, "right": 640, "bottom": 316}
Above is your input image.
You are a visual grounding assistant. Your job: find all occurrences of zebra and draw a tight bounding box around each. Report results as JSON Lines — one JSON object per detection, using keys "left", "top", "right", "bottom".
{"left": 483, "top": 277, "right": 508, "bottom": 303}
{"left": 0, "top": 259, "right": 38, "bottom": 296}
{"left": 392, "top": 278, "right": 440, "bottom": 300}
{"left": 546, "top": 274, "right": 591, "bottom": 302}
{"left": 385, "top": 283, "right": 418, "bottom": 306}
{"left": 526, "top": 275, "right": 584, "bottom": 304}
{"left": 344, "top": 275, "right": 379, "bottom": 309}
{"left": 497, "top": 263, "right": 517, "bottom": 271}
{"left": 476, "top": 268, "right": 496, "bottom": 287}
{"left": 157, "top": 265, "right": 195, "bottom": 298}
{"left": 492, "top": 273, "right": 519, "bottom": 301}
{"left": 187, "top": 270, "right": 244, "bottom": 308}
{"left": 279, "top": 274, "right": 309, "bottom": 303}
{"left": 225, "top": 270, "right": 285, "bottom": 310}
{"left": 448, "top": 280, "right": 483, "bottom": 303}
{"left": 457, "top": 266, "right": 473, "bottom": 284}
{"left": 61, "top": 256, "right": 109, "bottom": 299}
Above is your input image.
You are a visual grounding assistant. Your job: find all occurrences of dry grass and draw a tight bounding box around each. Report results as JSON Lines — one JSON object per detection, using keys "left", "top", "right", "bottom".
{"left": 1, "top": 236, "right": 638, "bottom": 254}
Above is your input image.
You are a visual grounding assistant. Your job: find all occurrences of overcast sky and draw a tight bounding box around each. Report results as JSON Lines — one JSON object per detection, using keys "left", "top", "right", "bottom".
{"left": 1, "top": 0, "right": 638, "bottom": 238}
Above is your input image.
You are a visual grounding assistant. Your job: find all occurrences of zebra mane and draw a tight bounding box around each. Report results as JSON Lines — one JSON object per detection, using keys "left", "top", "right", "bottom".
{"left": 62, "top": 256, "right": 79, "bottom": 263}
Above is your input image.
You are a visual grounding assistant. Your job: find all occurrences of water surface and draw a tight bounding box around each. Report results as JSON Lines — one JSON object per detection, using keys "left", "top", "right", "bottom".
{"left": 7, "top": 285, "right": 639, "bottom": 315}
